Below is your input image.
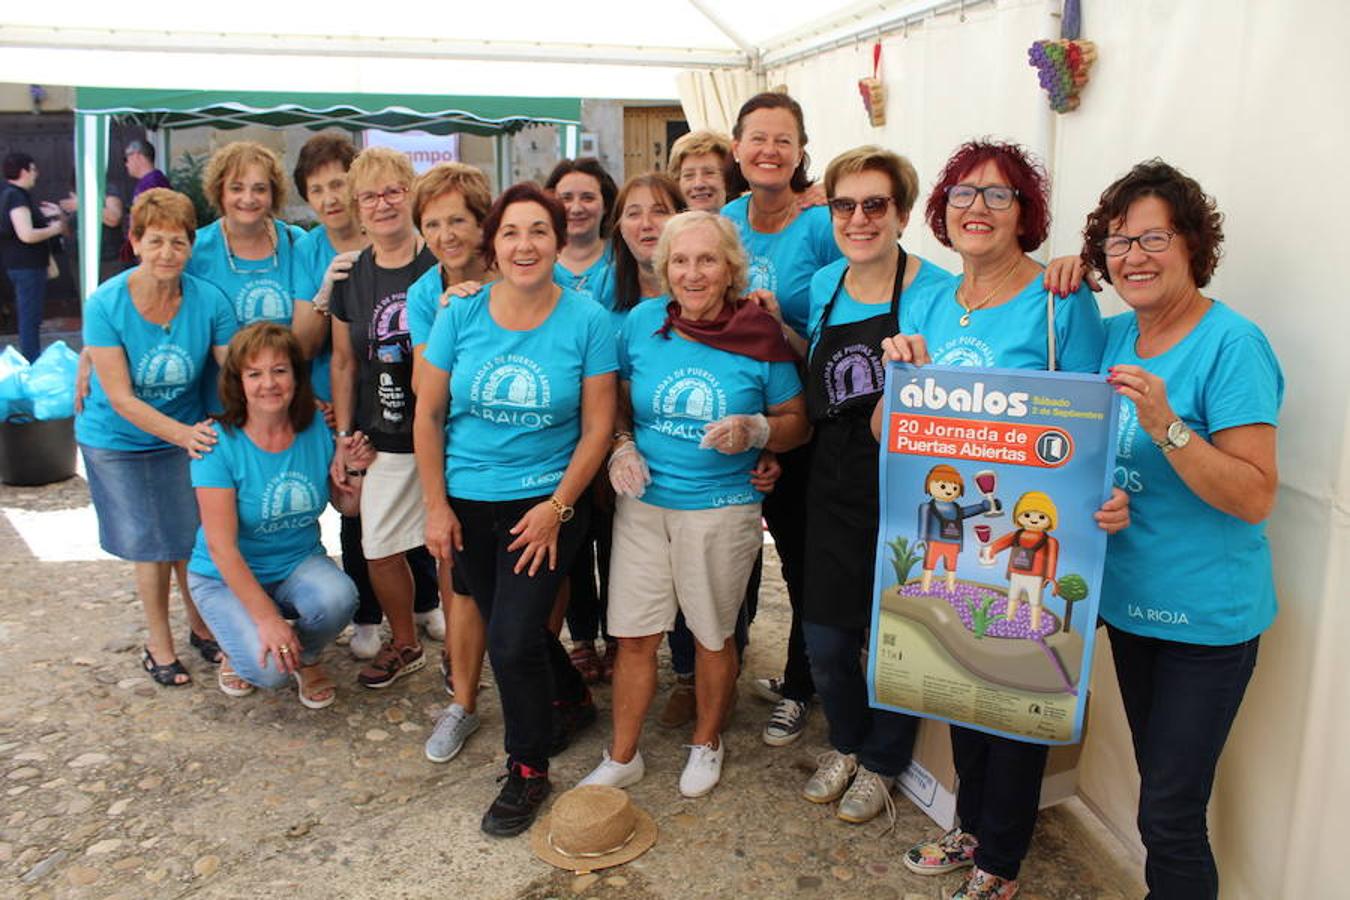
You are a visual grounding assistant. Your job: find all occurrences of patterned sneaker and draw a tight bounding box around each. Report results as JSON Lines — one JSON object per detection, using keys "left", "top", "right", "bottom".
{"left": 568, "top": 642, "right": 601, "bottom": 683}
{"left": 904, "top": 826, "right": 979, "bottom": 875}
{"left": 357, "top": 642, "right": 425, "bottom": 689}
{"left": 802, "top": 750, "right": 857, "bottom": 804}
{"left": 481, "top": 760, "right": 551, "bottom": 837}
{"left": 951, "top": 866, "right": 1018, "bottom": 899}
{"left": 836, "top": 766, "right": 895, "bottom": 825}
{"left": 750, "top": 676, "right": 785, "bottom": 703}
{"left": 762, "top": 698, "right": 809, "bottom": 746}
{"left": 424, "top": 703, "right": 480, "bottom": 763}
{"left": 657, "top": 675, "right": 697, "bottom": 729}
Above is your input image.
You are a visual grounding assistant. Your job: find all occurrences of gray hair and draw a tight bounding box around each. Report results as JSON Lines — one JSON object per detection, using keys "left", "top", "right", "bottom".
{"left": 125, "top": 140, "right": 155, "bottom": 164}
{"left": 653, "top": 210, "right": 748, "bottom": 303}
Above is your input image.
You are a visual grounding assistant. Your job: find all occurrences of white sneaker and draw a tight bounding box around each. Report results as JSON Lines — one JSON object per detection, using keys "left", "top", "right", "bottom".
{"left": 679, "top": 737, "right": 724, "bottom": 798}
{"left": 802, "top": 749, "right": 857, "bottom": 804}
{"left": 350, "top": 624, "right": 382, "bottom": 660}
{"left": 415, "top": 611, "right": 446, "bottom": 642}
{"left": 578, "top": 748, "right": 645, "bottom": 789}
{"left": 750, "top": 676, "right": 785, "bottom": 703}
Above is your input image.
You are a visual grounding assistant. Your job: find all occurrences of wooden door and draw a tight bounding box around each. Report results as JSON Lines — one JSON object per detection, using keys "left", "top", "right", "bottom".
{"left": 622, "top": 106, "right": 688, "bottom": 178}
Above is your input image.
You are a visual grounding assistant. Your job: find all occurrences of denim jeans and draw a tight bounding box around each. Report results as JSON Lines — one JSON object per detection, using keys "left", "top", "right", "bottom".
{"left": 450, "top": 494, "right": 591, "bottom": 771}
{"left": 188, "top": 554, "right": 358, "bottom": 690}
{"left": 951, "top": 726, "right": 1049, "bottom": 880}
{"left": 6, "top": 267, "right": 45, "bottom": 362}
{"left": 804, "top": 622, "right": 917, "bottom": 776}
{"left": 1108, "top": 625, "right": 1259, "bottom": 900}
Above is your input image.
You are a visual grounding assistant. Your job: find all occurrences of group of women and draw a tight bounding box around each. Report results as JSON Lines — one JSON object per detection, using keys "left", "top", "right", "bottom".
{"left": 76, "top": 90, "right": 1280, "bottom": 900}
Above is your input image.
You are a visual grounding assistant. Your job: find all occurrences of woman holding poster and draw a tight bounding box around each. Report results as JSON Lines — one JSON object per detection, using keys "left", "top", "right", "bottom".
{"left": 881, "top": 139, "right": 1126, "bottom": 900}
{"left": 1086, "top": 161, "right": 1281, "bottom": 900}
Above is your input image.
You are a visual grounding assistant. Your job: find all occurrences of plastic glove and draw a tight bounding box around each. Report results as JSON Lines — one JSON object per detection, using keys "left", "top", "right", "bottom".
{"left": 699, "top": 413, "right": 770, "bottom": 455}
{"left": 608, "top": 440, "right": 651, "bottom": 498}
{"left": 313, "top": 250, "right": 360, "bottom": 314}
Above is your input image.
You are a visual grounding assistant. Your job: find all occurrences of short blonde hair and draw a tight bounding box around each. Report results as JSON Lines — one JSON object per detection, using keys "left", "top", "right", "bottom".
{"left": 654, "top": 210, "right": 748, "bottom": 302}
{"left": 413, "top": 162, "right": 493, "bottom": 230}
{"left": 129, "top": 188, "right": 198, "bottom": 243}
{"left": 204, "top": 141, "right": 287, "bottom": 215}
{"left": 824, "top": 145, "right": 921, "bottom": 216}
{"left": 667, "top": 130, "right": 732, "bottom": 173}
{"left": 347, "top": 147, "right": 417, "bottom": 222}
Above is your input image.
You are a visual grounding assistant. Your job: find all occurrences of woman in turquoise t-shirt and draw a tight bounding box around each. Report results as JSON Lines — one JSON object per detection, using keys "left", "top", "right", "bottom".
{"left": 414, "top": 183, "right": 617, "bottom": 838}
{"left": 1080, "top": 161, "right": 1280, "bottom": 900}
{"left": 577, "top": 210, "right": 808, "bottom": 800}
{"left": 188, "top": 323, "right": 368, "bottom": 710}
{"left": 721, "top": 91, "right": 843, "bottom": 749}
{"left": 77, "top": 189, "right": 238, "bottom": 689}
{"left": 883, "top": 140, "right": 1128, "bottom": 900}
{"left": 544, "top": 157, "right": 616, "bottom": 298}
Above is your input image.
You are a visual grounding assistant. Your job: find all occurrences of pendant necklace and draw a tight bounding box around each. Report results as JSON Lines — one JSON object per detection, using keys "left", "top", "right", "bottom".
{"left": 958, "top": 257, "right": 1022, "bottom": 327}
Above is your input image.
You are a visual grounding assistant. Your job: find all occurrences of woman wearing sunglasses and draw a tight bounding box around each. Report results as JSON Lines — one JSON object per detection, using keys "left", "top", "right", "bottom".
{"left": 329, "top": 148, "right": 438, "bottom": 690}
{"left": 881, "top": 140, "right": 1126, "bottom": 900}
{"left": 797, "top": 146, "right": 952, "bottom": 824}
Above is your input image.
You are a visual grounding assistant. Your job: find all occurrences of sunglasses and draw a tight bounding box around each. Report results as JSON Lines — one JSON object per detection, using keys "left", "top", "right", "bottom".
{"left": 827, "top": 195, "right": 894, "bottom": 220}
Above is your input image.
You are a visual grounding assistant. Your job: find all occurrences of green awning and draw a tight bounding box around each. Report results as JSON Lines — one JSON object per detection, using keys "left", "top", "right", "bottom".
{"left": 74, "top": 87, "right": 581, "bottom": 136}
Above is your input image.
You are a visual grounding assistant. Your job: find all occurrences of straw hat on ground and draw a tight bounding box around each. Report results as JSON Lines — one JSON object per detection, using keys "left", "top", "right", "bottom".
{"left": 529, "top": 785, "right": 658, "bottom": 874}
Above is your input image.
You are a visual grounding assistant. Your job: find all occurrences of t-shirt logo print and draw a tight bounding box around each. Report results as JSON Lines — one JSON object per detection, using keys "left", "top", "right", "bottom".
{"left": 256, "top": 471, "right": 323, "bottom": 534}
{"left": 651, "top": 368, "right": 727, "bottom": 440}
{"left": 236, "top": 278, "right": 290, "bottom": 324}
{"left": 134, "top": 344, "right": 195, "bottom": 401}
{"left": 747, "top": 255, "right": 778, "bottom": 294}
{"left": 824, "top": 343, "right": 884, "bottom": 406}
{"left": 469, "top": 355, "right": 554, "bottom": 429}
{"left": 934, "top": 335, "right": 995, "bottom": 368}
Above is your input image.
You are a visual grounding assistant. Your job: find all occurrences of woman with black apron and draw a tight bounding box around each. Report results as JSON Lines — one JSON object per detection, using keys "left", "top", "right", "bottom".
{"left": 799, "top": 147, "right": 953, "bottom": 824}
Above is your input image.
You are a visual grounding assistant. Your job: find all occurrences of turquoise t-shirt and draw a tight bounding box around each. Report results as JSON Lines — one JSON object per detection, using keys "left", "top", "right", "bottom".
{"left": 721, "top": 196, "right": 842, "bottom": 340}
{"left": 1098, "top": 303, "right": 1283, "bottom": 645}
{"left": 423, "top": 285, "right": 620, "bottom": 501}
{"left": 187, "top": 417, "right": 333, "bottom": 584}
{"left": 407, "top": 264, "right": 446, "bottom": 348}
{"left": 900, "top": 275, "right": 1105, "bottom": 373}
{"left": 76, "top": 270, "right": 238, "bottom": 452}
{"left": 620, "top": 298, "right": 801, "bottom": 510}
{"left": 553, "top": 250, "right": 611, "bottom": 301}
{"left": 291, "top": 226, "right": 338, "bottom": 402}
{"left": 186, "top": 218, "right": 308, "bottom": 326}
{"left": 806, "top": 256, "right": 953, "bottom": 351}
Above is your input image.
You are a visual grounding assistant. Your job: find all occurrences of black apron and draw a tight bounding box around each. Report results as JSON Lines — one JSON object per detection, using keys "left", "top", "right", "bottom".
{"left": 803, "top": 250, "right": 907, "bottom": 629}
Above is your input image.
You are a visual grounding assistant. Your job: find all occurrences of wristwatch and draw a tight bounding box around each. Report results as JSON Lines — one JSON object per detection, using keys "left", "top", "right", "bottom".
{"left": 549, "top": 496, "right": 575, "bottom": 523}
{"left": 1153, "top": 419, "right": 1192, "bottom": 454}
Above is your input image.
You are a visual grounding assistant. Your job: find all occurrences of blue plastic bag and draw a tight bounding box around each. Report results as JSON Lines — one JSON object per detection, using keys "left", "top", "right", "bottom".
{"left": 0, "top": 345, "right": 32, "bottom": 420}
{"left": 25, "top": 340, "right": 79, "bottom": 421}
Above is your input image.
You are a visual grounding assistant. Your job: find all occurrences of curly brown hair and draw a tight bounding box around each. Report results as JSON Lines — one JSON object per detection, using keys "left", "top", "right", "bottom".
{"left": 217, "top": 323, "right": 316, "bottom": 432}
{"left": 1081, "top": 159, "right": 1224, "bottom": 288}
{"left": 203, "top": 142, "right": 287, "bottom": 215}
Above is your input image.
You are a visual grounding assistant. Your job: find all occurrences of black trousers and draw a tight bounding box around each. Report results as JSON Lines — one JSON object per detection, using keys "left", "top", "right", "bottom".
{"left": 339, "top": 515, "right": 440, "bottom": 626}
{"left": 760, "top": 443, "right": 814, "bottom": 701}
{"left": 450, "top": 494, "right": 590, "bottom": 771}
{"left": 951, "top": 726, "right": 1050, "bottom": 880}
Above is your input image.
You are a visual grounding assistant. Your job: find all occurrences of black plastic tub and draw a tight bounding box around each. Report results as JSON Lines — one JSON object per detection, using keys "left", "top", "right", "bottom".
{"left": 0, "top": 416, "right": 77, "bottom": 486}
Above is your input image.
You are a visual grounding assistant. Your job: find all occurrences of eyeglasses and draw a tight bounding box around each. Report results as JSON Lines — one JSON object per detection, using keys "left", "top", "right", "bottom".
{"left": 828, "top": 195, "right": 894, "bottom": 220}
{"left": 356, "top": 186, "right": 410, "bottom": 209}
{"left": 1102, "top": 229, "right": 1176, "bottom": 257}
{"left": 946, "top": 184, "right": 1018, "bottom": 211}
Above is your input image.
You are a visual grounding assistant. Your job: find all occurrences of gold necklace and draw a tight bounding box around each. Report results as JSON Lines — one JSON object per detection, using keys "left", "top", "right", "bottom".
{"left": 958, "top": 257, "right": 1022, "bottom": 327}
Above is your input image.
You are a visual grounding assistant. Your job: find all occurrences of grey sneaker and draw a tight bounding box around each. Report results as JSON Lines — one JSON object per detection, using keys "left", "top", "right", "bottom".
{"left": 750, "top": 676, "right": 785, "bottom": 703}
{"left": 762, "top": 698, "right": 809, "bottom": 746}
{"left": 837, "top": 765, "right": 895, "bottom": 824}
{"left": 424, "top": 704, "right": 480, "bottom": 763}
{"left": 802, "top": 749, "right": 857, "bottom": 803}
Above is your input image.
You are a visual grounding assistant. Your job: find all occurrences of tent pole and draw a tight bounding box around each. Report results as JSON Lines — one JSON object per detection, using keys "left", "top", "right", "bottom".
{"left": 74, "top": 111, "right": 109, "bottom": 302}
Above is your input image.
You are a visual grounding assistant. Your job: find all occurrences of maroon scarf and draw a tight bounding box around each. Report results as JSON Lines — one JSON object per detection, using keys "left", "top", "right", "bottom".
{"left": 657, "top": 297, "right": 797, "bottom": 362}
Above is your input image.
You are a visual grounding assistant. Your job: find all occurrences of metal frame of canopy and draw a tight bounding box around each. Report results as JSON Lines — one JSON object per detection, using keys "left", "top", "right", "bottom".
{"left": 72, "top": 88, "right": 583, "bottom": 300}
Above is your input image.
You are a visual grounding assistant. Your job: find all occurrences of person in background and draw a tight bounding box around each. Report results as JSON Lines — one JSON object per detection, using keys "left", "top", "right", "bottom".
{"left": 76, "top": 189, "right": 237, "bottom": 687}
{"left": 667, "top": 130, "right": 734, "bottom": 213}
{"left": 722, "top": 91, "right": 843, "bottom": 747}
{"left": 414, "top": 183, "right": 616, "bottom": 836}
{"left": 2, "top": 152, "right": 66, "bottom": 361}
{"left": 1080, "top": 159, "right": 1279, "bottom": 900}
{"left": 885, "top": 139, "right": 1124, "bottom": 900}
{"left": 407, "top": 161, "right": 495, "bottom": 762}
{"left": 580, "top": 210, "right": 807, "bottom": 798}
{"left": 330, "top": 148, "right": 438, "bottom": 689}
{"left": 124, "top": 140, "right": 171, "bottom": 201}
{"left": 798, "top": 146, "right": 949, "bottom": 824}
{"left": 189, "top": 323, "right": 367, "bottom": 708}
{"left": 289, "top": 134, "right": 444, "bottom": 663}
{"left": 545, "top": 157, "right": 617, "bottom": 298}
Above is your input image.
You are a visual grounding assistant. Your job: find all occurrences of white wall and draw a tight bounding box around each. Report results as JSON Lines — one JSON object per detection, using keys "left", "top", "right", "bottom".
{"left": 770, "top": 1, "right": 1350, "bottom": 896}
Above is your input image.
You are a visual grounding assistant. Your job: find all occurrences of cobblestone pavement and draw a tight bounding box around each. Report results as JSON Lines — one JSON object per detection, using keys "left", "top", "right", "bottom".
{"left": 0, "top": 474, "right": 1143, "bottom": 898}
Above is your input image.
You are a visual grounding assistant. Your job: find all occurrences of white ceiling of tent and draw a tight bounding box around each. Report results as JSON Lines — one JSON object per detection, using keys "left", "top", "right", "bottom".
{"left": 0, "top": 0, "right": 951, "bottom": 99}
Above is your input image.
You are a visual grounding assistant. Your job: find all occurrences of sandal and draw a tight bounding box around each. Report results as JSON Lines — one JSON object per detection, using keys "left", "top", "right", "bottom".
{"left": 217, "top": 659, "right": 255, "bottom": 698}
{"left": 142, "top": 647, "right": 191, "bottom": 687}
{"left": 189, "top": 630, "right": 223, "bottom": 665}
{"left": 568, "top": 642, "right": 601, "bottom": 684}
{"left": 294, "top": 666, "right": 337, "bottom": 710}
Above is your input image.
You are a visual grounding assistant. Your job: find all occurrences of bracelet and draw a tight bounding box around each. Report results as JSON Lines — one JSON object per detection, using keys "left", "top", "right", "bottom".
{"left": 613, "top": 430, "right": 634, "bottom": 443}
{"left": 336, "top": 430, "right": 353, "bottom": 439}
{"left": 344, "top": 467, "right": 365, "bottom": 478}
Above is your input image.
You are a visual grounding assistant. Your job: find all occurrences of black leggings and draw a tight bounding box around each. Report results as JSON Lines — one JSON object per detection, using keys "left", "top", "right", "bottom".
{"left": 450, "top": 494, "right": 590, "bottom": 770}
{"left": 339, "top": 515, "right": 440, "bottom": 625}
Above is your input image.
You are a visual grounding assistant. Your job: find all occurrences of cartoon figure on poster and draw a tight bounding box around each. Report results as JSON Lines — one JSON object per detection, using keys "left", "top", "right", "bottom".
{"left": 982, "top": 491, "right": 1059, "bottom": 632}
{"left": 915, "top": 464, "right": 1000, "bottom": 594}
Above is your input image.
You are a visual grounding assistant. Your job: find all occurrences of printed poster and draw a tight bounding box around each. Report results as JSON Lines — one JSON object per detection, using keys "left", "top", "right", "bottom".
{"left": 867, "top": 364, "right": 1119, "bottom": 744}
